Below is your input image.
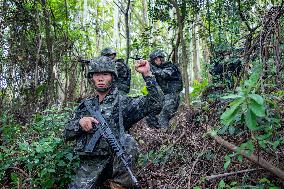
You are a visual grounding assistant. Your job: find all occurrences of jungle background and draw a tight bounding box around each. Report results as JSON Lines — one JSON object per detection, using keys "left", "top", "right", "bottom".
{"left": 0, "top": 0, "right": 284, "bottom": 188}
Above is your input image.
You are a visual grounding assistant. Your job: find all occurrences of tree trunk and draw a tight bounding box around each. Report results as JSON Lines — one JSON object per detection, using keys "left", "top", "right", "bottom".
{"left": 169, "top": 0, "right": 190, "bottom": 105}
{"left": 142, "top": 0, "right": 148, "bottom": 26}
{"left": 35, "top": 8, "right": 42, "bottom": 88}
{"left": 181, "top": 30, "right": 190, "bottom": 105}
{"left": 65, "top": 62, "right": 78, "bottom": 103}
{"left": 113, "top": 0, "right": 120, "bottom": 48}
{"left": 95, "top": 1, "right": 101, "bottom": 50}
{"left": 192, "top": 21, "right": 201, "bottom": 81}
{"left": 41, "top": 0, "right": 55, "bottom": 105}
{"left": 124, "top": 0, "right": 131, "bottom": 65}
{"left": 274, "top": 22, "right": 281, "bottom": 78}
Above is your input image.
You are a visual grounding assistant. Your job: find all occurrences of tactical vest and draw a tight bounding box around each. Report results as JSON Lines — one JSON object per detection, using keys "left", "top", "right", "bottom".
{"left": 155, "top": 62, "right": 183, "bottom": 94}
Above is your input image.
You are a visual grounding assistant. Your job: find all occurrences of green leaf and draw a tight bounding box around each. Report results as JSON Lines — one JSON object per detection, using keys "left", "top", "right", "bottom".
{"left": 249, "top": 94, "right": 264, "bottom": 105}
{"left": 230, "top": 181, "right": 238, "bottom": 186}
{"left": 245, "top": 109, "right": 257, "bottom": 130}
{"left": 268, "top": 187, "right": 280, "bottom": 189}
{"left": 140, "top": 86, "right": 148, "bottom": 95}
{"left": 221, "top": 98, "right": 244, "bottom": 126}
{"left": 237, "top": 155, "right": 243, "bottom": 162}
{"left": 249, "top": 100, "right": 265, "bottom": 117}
{"left": 221, "top": 94, "right": 242, "bottom": 100}
{"left": 218, "top": 179, "right": 226, "bottom": 189}
{"left": 259, "top": 140, "right": 267, "bottom": 148}
{"left": 246, "top": 140, "right": 255, "bottom": 156}
{"left": 271, "top": 140, "right": 280, "bottom": 150}
{"left": 228, "top": 126, "right": 236, "bottom": 135}
{"left": 221, "top": 105, "right": 241, "bottom": 126}
{"left": 193, "top": 186, "right": 201, "bottom": 189}
{"left": 19, "top": 142, "right": 29, "bottom": 151}
{"left": 218, "top": 125, "right": 228, "bottom": 135}
{"left": 224, "top": 155, "right": 231, "bottom": 170}
{"left": 209, "top": 129, "right": 218, "bottom": 137}
{"left": 10, "top": 172, "right": 18, "bottom": 183}
{"left": 47, "top": 168, "right": 55, "bottom": 173}
{"left": 35, "top": 145, "right": 43, "bottom": 153}
{"left": 259, "top": 177, "right": 270, "bottom": 183}
{"left": 229, "top": 97, "right": 245, "bottom": 106}
{"left": 255, "top": 133, "right": 271, "bottom": 140}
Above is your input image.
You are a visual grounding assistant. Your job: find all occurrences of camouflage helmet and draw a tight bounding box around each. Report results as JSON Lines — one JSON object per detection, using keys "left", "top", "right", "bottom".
{"left": 100, "top": 47, "right": 117, "bottom": 56}
{"left": 149, "top": 49, "right": 166, "bottom": 61}
{"left": 87, "top": 56, "right": 118, "bottom": 78}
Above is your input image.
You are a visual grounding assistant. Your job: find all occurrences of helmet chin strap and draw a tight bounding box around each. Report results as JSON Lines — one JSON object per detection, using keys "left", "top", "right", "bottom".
{"left": 95, "top": 86, "right": 109, "bottom": 92}
{"left": 94, "top": 80, "right": 114, "bottom": 93}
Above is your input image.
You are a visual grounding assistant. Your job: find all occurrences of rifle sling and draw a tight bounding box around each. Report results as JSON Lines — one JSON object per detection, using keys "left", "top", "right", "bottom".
{"left": 118, "top": 93, "right": 126, "bottom": 147}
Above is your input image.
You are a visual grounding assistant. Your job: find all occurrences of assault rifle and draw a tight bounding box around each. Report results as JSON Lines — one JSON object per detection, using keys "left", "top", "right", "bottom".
{"left": 130, "top": 55, "right": 143, "bottom": 60}
{"left": 83, "top": 99, "right": 141, "bottom": 189}
{"left": 78, "top": 58, "right": 91, "bottom": 65}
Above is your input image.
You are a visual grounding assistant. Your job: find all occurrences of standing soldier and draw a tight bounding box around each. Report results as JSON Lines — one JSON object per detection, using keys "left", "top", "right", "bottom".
{"left": 64, "top": 56, "right": 163, "bottom": 189}
{"left": 146, "top": 49, "right": 183, "bottom": 129}
{"left": 101, "top": 48, "right": 131, "bottom": 95}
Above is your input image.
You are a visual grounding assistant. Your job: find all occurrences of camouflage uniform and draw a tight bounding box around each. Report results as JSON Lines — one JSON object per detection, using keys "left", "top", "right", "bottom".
{"left": 146, "top": 50, "right": 183, "bottom": 129}
{"left": 64, "top": 56, "right": 163, "bottom": 189}
{"left": 101, "top": 48, "right": 131, "bottom": 94}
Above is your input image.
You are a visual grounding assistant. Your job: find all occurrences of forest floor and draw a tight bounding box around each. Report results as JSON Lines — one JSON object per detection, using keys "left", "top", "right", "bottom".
{"left": 131, "top": 99, "right": 284, "bottom": 189}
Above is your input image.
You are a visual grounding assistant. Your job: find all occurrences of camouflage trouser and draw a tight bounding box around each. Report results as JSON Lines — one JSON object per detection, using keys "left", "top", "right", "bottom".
{"left": 146, "top": 93, "right": 180, "bottom": 129}
{"left": 68, "top": 134, "right": 139, "bottom": 189}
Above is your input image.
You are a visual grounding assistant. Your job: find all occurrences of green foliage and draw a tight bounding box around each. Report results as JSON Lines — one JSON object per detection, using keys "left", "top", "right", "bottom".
{"left": 219, "top": 64, "right": 284, "bottom": 173}
{"left": 0, "top": 106, "right": 79, "bottom": 188}
{"left": 141, "top": 86, "right": 148, "bottom": 95}
{"left": 193, "top": 186, "right": 201, "bottom": 189}
{"left": 217, "top": 179, "right": 239, "bottom": 189}
{"left": 190, "top": 79, "right": 209, "bottom": 98}
{"left": 148, "top": 0, "right": 172, "bottom": 22}
{"left": 220, "top": 66, "right": 264, "bottom": 131}
{"left": 138, "top": 145, "right": 174, "bottom": 166}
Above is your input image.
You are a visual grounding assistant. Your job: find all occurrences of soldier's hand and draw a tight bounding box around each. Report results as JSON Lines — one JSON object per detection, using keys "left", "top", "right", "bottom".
{"left": 135, "top": 60, "right": 152, "bottom": 77}
{"left": 79, "top": 117, "right": 99, "bottom": 132}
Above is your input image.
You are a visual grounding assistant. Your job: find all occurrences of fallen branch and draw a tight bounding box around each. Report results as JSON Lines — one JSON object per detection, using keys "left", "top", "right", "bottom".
{"left": 202, "top": 124, "right": 284, "bottom": 180}
{"left": 7, "top": 167, "right": 29, "bottom": 178}
{"left": 206, "top": 168, "right": 262, "bottom": 180}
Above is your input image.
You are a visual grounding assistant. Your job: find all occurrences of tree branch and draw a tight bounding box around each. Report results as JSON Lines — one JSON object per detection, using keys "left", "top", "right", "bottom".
{"left": 202, "top": 124, "right": 284, "bottom": 180}
{"left": 237, "top": 0, "right": 253, "bottom": 32}
{"left": 205, "top": 168, "right": 263, "bottom": 180}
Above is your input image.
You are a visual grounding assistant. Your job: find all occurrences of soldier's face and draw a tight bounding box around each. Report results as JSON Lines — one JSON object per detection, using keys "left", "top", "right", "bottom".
{"left": 108, "top": 53, "right": 116, "bottom": 60}
{"left": 92, "top": 72, "right": 113, "bottom": 91}
{"left": 154, "top": 57, "right": 162, "bottom": 66}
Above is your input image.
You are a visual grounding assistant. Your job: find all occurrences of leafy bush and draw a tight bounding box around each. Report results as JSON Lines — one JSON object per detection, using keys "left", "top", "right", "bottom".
{"left": 190, "top": 79, "right": 209, "bottom": 98}
{"left": 0, "top": 106, "right": 79, "bottom": 188}
{"left": 219, "top": 65, "right": 284, "bottom": 171}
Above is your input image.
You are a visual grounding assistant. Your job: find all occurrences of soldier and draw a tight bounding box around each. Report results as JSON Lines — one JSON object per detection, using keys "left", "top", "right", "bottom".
{"left": 101, "top": 48, "right": 131, "bottom": 95}
{"left": 64, "top": 56, "right": 163, "bottom": 189}
{"left": 146, "top": 49, "right": 183, "bottom": 129}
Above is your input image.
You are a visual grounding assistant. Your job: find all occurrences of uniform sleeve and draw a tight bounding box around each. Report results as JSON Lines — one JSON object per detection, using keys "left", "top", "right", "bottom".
{"left": 115, "top": 62, "right": 131, "bottom": 94}
{"left": 63, "top": 109, "right": 84, "bottom": 141}
{"left": 122, "top": 76, "right": 164, "bottom": 130}
{"left": 151, "top": 64, "right": 177, "bottom": 79}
